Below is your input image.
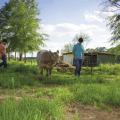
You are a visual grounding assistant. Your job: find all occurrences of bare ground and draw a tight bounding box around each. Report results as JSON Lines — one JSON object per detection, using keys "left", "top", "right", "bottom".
{"left": 65, "top": 103, "right": 120, "bottom": 120}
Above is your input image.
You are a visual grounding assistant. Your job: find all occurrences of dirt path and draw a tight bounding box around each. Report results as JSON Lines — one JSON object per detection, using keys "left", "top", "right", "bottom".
{"left": 0, "top": 95, "right": 120, "bottom": 120}
{"left": 65, "top": 103, "right": 120, "bottom": 120}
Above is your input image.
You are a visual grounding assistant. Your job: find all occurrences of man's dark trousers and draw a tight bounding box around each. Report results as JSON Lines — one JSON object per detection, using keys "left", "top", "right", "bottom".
{"left": 75, "top": 58, "right": 82, "bottom": 77}
{"left": 0, "top": 54, "right": 7, "bottom": 68}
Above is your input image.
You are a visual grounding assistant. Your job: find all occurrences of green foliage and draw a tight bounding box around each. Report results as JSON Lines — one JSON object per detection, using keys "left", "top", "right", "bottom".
{"left": 61, "top": 43, "right": 74, "bottom": 53}
{"left": 107, "top": 44, "right": 120, "bottom": 55}
{"left": 108, "top": 14, "right": 120, "bottom": 44}
{"left": 86, "top": 47, "right": 107, "bottom": 53}
{"left": 105, "top": 0, "right": 120, "bottom": 44}
{"left": 0, "top": 0, "right": 44, "bottom": 55}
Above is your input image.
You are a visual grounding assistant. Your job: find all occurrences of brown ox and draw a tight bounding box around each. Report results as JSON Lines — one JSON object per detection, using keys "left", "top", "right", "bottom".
{"left": 37, "top": 50, "right": 59, "bottom": 76}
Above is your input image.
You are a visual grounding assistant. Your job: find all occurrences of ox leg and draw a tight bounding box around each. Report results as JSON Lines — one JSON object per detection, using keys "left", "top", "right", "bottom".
{"left": 45, "top": 69, "right": 52, "bottom": 77}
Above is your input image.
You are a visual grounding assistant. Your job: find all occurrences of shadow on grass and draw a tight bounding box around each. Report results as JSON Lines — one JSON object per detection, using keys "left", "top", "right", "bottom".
{"left": 38, "top": 73, "right": 108, "bottom": 86}
{"left": 38, "top": 74, "right": 76, "bottom": 86}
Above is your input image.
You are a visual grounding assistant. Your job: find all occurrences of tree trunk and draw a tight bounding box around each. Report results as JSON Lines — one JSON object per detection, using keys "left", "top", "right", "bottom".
{"left": 7, "top": 52, "right": 10, "bottom": 61}
{"left": 19, "top": 53, "right": 23, "bottom": 61}
{"left": 24, "top": 53, "right": 27, "bottom": 63}
{"left": 15, "top": 52, "right": 17, "bottom": 60}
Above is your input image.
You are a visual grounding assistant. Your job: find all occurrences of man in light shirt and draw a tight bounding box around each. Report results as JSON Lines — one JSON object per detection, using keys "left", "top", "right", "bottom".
{"left": 73, "top": 38, "right": 84, "bottom": 77}
{"left": 0, "top": 40, "right": 7, "bottom": 68}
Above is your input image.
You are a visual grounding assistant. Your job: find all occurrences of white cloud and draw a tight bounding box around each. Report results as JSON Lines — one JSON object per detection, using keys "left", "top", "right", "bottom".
{"left": 40, "top": 22, "right": 111, "bottom": 52}
{"left": 84, "top": 14, "right": 103, "bottom": 23}
{"left": 41, "top": 23, "right": 105, "bottom": 37}
{"left": 94, "top": 10, "right": 114, "bottom": 17}
{"left": 84, "top": 10, "right": 114, "bottom": 23}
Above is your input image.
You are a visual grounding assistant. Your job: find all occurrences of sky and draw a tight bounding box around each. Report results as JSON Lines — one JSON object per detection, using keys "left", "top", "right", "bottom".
{"left": 0, "top": 0, "right": 114, "bottom": 52}
{"left": 38, "top": 0, "right": 113, "bottom": 52}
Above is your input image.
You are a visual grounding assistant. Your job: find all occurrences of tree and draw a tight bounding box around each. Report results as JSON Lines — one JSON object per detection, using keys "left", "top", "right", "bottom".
{"left": 95, "top": 47, "right": 107, "bottom": 52}
{"left": 61, "top": 43, "right": 73, "bottom": 53}
{"left": 103, "top": 0, "right": 120, "bottom": 11}
{"left": 108, "top": 14, "right": 120, "bottom": 44}
{"left": 104, "top": 0, "right": 120, "bottom": 44}
{"left": 61, "top": 32, "right": 91, "bottom": 54}
{"left": 108, "top": 44, "right": 120, "bottom": 54}
{"left": 73, "top": 32, "right": 91, "bottom": 49}
{"left": 85, "top": 47, "right": 107, "bottom": 53}
{"left": 0, "top": 0, "right": 44, "bottom": 60}
{"left": 104, "top": 0, "right": 120, "bottom": 10}
{"left": 85, "top": 48, "right": 96, "bottom": 53}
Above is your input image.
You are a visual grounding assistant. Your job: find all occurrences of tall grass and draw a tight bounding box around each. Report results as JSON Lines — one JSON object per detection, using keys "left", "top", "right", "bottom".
{"left": 0, "top": 61, "right": 120, "bottom": 110}
{"left": 0, "top": 98, "right": 64, "bottom": 120}
{"left": 97, "top": 64, "right": 120, "bottom": 75}
{"left": 0, "top": 62, "right": 39, "bottom": 88}
{"left": 71, "top": 83, "right": 120, "bottom": 107}
{"left": 36, "top": 87, "right": 74, "bottom": 104}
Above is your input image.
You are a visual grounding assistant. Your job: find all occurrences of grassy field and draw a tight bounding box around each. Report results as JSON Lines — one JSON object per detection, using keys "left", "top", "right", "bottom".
{"left": 0, "top": 61, "right": 120, "bottom": 120}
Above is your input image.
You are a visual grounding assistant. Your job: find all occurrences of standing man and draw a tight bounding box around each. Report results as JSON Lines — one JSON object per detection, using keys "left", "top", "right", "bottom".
{"left": 0, "top": 40, "right": 7, "bottom": 68}
{"left": 73, "top": 38, "right": 84, "bottom": 77}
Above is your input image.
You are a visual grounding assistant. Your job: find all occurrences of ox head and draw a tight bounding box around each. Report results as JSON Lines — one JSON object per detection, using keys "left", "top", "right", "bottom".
{"left": 52, "top": 50, "right": 60, "bottom": 64}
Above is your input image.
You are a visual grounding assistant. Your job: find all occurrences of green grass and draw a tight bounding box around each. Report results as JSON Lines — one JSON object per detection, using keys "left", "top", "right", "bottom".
{"left": 0, "top": 61, "right": 39, "bottom": 88}
{"left": 71, "top": 83, "right": 120, "bottom": 107}
{"left": 0, "top": 98, "right": 64, "bottom": 120}
{"left": 0, "top": 61, "right": 120, "bottom": 119}
{"left": 35, "top": 87, "right": 74, "bottom": 104}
